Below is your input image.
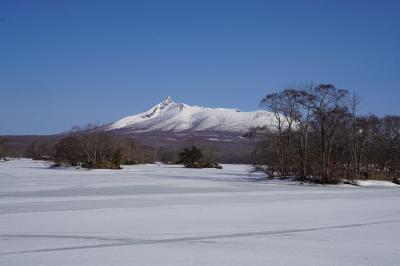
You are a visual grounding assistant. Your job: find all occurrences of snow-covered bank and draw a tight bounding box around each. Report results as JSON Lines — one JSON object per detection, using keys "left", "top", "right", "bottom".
{"left": 355, "top": 180, "right": 399, "bottom": 187}
{"left": 0, "top": 159, "right": 399, "bottom": 266}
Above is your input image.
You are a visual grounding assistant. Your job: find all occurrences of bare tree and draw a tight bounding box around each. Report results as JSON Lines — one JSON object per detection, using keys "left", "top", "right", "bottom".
{"left": 293, "top": 83, "right": 314, "bottom": 177}
{"left": 257, "top": 84, "right": 400, "bottom": 184}
{"left": 303, "top": 84, "right": 349, "bottom": 182}
{"left": 261, "top": 88, "right": 299, "bottom": 175}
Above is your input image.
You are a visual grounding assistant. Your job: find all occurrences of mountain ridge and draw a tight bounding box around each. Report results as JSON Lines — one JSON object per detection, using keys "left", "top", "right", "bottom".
{"left": 104, "top": 96, "right": 276, "bottom": 135}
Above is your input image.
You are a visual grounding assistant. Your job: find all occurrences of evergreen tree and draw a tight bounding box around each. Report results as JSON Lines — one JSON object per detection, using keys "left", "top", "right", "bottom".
{"left": 178, "top": 146, "right": 203, "bottom": 168}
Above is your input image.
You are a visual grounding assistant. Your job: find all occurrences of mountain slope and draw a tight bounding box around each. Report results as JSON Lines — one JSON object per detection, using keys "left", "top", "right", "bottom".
{"left": 105, "top": 97, "right": 277, "bottom": 134}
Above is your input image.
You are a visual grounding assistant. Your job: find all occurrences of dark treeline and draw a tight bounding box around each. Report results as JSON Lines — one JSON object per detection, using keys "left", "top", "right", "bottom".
{"left": 26, "top": 141, "right": 55, "bottom": 160}
{"left": 253, "top": 83, "right": 400, "bottom": 184}
{"left": 0, "top": 139, "right": 10, "bottom": 160}
{"left": 17, "top": 132, "right": 238, "bottom": 169}
{"left": 54, "top": 132, "right": 134, "bottom": 169}
{"left": 23, "top": 133, "right": 170, "bottom": 169}
{"left": 34, "top": 133, "right": 225, "bottom": 169}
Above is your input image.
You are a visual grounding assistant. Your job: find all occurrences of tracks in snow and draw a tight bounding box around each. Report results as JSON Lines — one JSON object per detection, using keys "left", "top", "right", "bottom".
{"left": 1, "top": 218, "right": 400, "bottom": 256}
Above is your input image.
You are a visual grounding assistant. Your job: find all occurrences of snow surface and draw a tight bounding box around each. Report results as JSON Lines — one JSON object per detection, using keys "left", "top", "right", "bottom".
{"left": 107, "top": 96, "right": 277, "bottom": 133}
{"left": 0, "top": 159, "right": 400, "bottom": 266}
{"left": 357, "top": 180, "right": 399, "bottom": 187}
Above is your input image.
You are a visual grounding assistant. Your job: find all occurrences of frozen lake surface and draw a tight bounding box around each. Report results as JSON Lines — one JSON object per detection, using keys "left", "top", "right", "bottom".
{"left": 0, "top": 159, "right": 399, "bottom": 266}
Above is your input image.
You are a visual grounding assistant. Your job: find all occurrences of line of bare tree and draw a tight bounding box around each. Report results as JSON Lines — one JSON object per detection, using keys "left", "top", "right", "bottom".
{"left": 255, "top": 83, "right": 400, "bottom": 184}
{"left": 22, "top": 124, "right": 167, "bottom": 169}
{"left": 21, "top": 132, "right": 232, "bottom": 169}
{"left": 52, "top": 130, "right": 179, "bottom": 169}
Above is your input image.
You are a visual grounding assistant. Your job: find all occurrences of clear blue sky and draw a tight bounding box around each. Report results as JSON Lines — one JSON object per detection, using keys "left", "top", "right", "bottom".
{"left": 1, "top": 0, "right": 399, "bottom": 135}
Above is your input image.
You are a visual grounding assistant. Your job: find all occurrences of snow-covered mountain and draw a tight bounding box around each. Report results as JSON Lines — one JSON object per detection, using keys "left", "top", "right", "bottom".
{"left": 105, "top": 97, "right": 276, "bottom": 134}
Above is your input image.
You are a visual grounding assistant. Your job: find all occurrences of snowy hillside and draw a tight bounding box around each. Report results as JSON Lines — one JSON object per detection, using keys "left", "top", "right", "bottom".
{"left": 106, "top": 96, "right": 277, "bottom": 133}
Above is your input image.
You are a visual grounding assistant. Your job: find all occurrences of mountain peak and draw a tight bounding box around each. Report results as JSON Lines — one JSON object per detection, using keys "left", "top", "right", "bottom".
{"left": 153, "top": 96, "right": 175, "bottom": 112}
{"left": 160, "top": 96, "right": 174, "bottom": 106}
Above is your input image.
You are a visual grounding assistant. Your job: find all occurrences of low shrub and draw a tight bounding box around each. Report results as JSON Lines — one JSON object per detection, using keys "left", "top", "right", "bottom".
{"left": 178, "top": 146, "right": 222, "bottom": 169}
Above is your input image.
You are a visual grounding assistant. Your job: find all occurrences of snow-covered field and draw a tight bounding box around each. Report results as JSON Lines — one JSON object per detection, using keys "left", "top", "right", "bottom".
{"left": 0, "top": 159, "right": 399, "bottom": 266}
